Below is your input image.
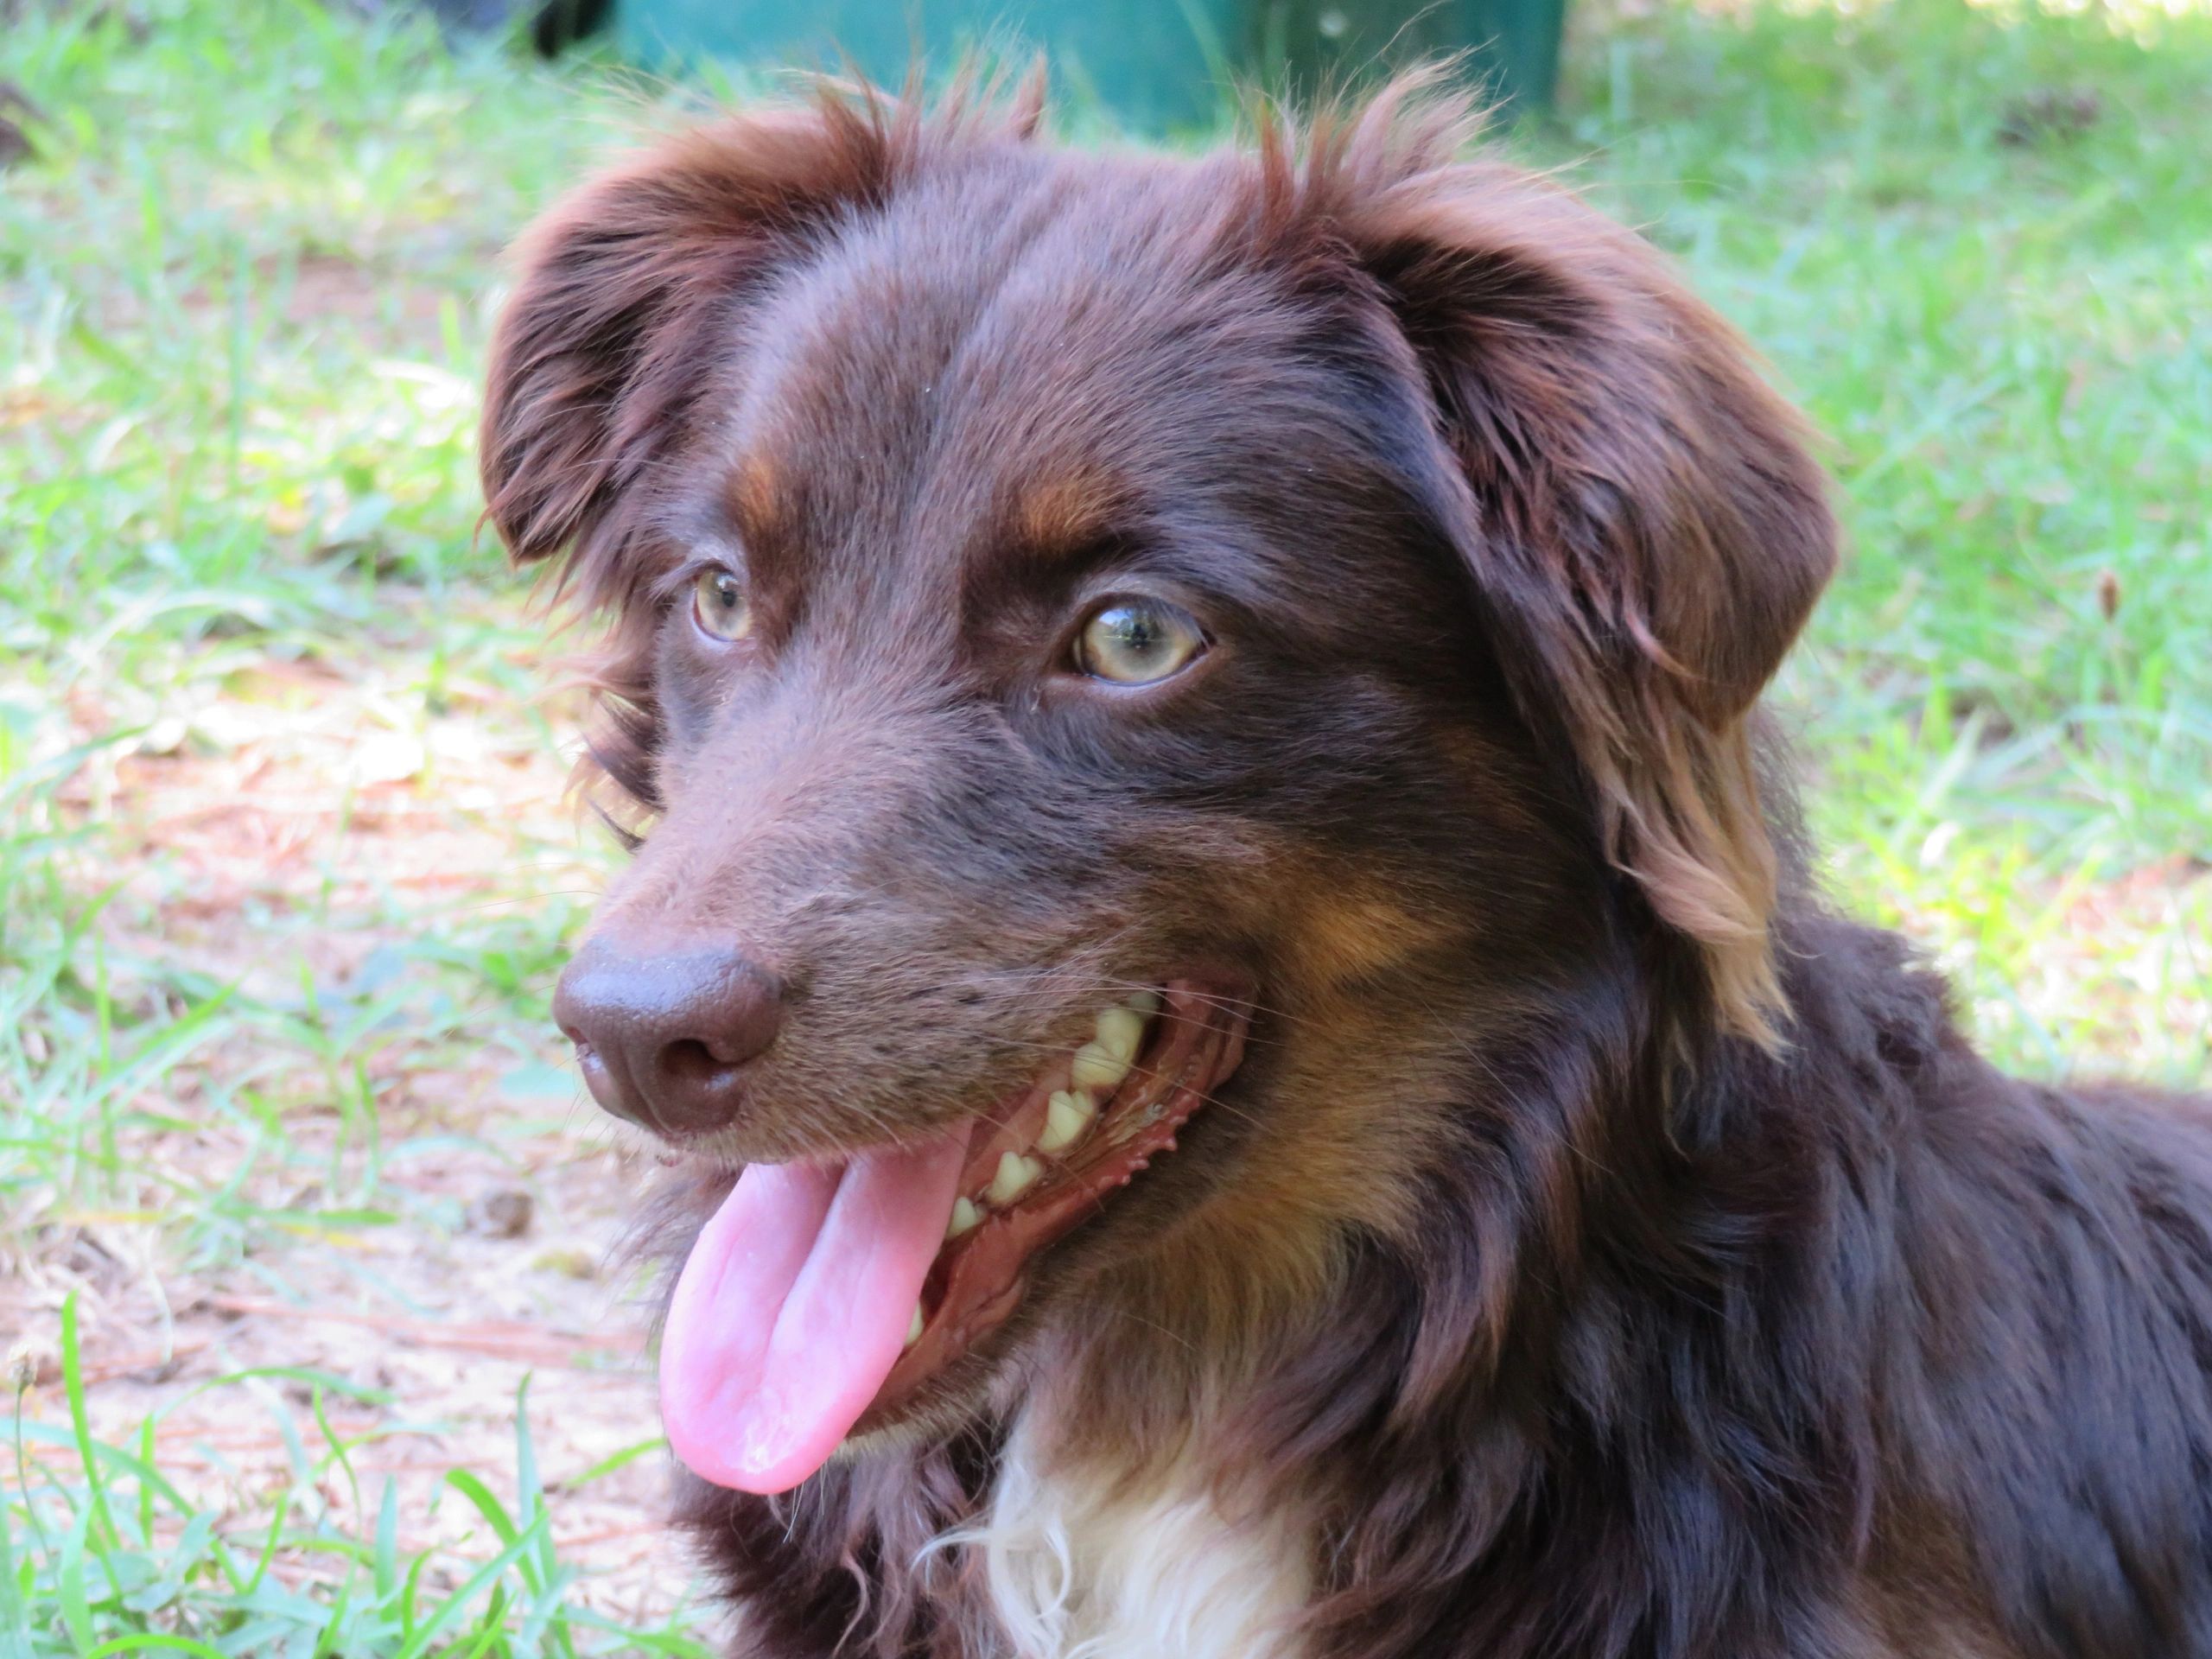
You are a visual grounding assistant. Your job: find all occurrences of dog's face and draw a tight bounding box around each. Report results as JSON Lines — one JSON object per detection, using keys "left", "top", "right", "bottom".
{"left": 481, "top": 82, "right": 1836, "bottom": 1493}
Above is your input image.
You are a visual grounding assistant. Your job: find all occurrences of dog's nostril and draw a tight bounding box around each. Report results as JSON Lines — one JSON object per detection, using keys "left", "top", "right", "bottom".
{"left": 641, "top": 1036, "right": 755, "bottom": 1138}
{"left": 661, "top": 1038, "right": 740, "bottom": 1088}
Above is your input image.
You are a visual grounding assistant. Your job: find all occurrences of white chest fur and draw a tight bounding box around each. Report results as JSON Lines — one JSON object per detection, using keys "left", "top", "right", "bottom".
{"left": 950, "top": 1417, "right": 1312, "bottom": 1659}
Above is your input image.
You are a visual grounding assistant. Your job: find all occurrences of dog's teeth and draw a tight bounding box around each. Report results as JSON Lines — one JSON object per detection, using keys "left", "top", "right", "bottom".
{"left": 906, "top": 1305, "right": 925, "bottom": 1349}
{"left": 1071, "top": 1039, "right": 1132, "bottom": 1092}
{"left": 1039, "top": 1090, "right": 1096, "bottom": 1154}
{"left": 987, "top": 1151, "right": 1043, "bottom": 1205}
{"left": 946, "top": 1197, "right": 981, "bottom": 1240}
{"left": 1124, "top": 990, "right": 1162, "bottom": 1017}
{"left": 1095, "top": 1006, "right": 1146, "bottom": 1065}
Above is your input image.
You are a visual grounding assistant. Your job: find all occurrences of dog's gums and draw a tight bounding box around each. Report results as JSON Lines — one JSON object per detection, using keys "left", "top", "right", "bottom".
{"left": 658, "top": 983, "right": 1249, "bottom": 1493}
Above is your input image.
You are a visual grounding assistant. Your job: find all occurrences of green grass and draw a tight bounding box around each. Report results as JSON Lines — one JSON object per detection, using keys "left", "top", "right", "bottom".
{"left": 2, "top": 0, "right": 2207, "bottom": 1649}
{"left": 7, "top": 1297, "right": 696, "bottom": 1659}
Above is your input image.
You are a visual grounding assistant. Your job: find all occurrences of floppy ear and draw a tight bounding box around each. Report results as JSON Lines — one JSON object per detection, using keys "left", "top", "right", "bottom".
{"left": 1321, "top": 92, "right": 1837, "bottom": 1042}
{"left": 480, "top": 71, "right": 1047, "bottom": 580}
{"left": 480, "top": 99, "right": 897, "bottom": 586}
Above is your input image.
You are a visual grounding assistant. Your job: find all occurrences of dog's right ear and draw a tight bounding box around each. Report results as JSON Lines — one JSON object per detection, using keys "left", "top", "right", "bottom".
{"left": 479, "top": 99, "right": 896, "bottom": 585}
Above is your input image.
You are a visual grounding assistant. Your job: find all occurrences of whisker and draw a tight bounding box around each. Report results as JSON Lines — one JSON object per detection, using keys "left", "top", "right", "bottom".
{"left": 1101, "top": 1306, "right": 1200, "bottom": 1355}
{"left": 960, "top": 962, "right": 1263, "bottom": 1007}
{"left": 947, "top": 966, "right": 1314, "bottom": 1048}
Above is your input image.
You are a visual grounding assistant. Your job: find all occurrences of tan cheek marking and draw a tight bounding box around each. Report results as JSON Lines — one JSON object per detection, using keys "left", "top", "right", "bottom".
{"left": 1052, "top": 1041, "right": 1446, "bottom": 1462}
{"left": 1280, "top": 867, "right": 1463, "bottom": 996}
{"left": 1135, "top": 873, "right": 1463, "bottom": 1336}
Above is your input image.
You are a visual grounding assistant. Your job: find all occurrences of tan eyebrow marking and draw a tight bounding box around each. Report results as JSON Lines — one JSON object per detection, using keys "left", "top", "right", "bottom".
{"left": 1007, "top": 471, "right": 1127, "bottom": 562}
{"left": 726, "top": 453, "right": 785, "bottom": 546}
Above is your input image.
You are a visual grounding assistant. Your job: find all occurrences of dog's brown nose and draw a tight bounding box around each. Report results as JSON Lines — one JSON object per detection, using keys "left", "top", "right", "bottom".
{"left": 553, "top": 938, "right": 786, "bottom": 1137}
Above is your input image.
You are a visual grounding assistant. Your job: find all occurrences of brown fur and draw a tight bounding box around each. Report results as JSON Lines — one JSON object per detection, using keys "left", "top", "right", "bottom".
{"left": 482, "top": 71, "right": 2212, "bottom": 1659}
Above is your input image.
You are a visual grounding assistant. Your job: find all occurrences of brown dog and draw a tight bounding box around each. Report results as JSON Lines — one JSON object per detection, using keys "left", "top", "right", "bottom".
{"left": 480, "top": 71, "right": 2212, "bottom": 1659}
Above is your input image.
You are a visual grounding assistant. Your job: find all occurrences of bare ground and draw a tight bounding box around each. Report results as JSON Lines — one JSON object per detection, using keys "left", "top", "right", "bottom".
{"left": 5, "top": 595, "right": 711, "bottom": 1624}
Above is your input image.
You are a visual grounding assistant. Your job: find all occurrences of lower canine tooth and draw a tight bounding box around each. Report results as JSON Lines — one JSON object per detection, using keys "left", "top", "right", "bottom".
{"left": 987, "top": 1150, "right": 1043, "bottom": 1205}
{"left": 946, "top": 1197, "right": 980, "bottom": 1239}
{"left": 1124, "top": 989, "right": 1161, "bottom": 1017}
{"left": 906, "top": 1305, "right": 925, "bottom": 1349}
{"left": 1039, "top": 1090, "right": 1096, "bottom": 1153}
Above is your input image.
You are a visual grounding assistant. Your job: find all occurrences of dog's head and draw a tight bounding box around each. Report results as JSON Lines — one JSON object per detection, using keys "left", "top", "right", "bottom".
{"left": 481, "top": 74, "right": 1834, "bottom": 1494}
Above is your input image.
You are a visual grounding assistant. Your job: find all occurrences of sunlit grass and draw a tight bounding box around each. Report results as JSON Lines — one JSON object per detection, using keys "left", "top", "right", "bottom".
{"left": 3, "top": 1297, "right": 705, "bottom": 1658}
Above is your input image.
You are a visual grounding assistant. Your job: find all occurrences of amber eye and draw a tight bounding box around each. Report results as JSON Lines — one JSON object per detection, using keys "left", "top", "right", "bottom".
{"left": 691, "top": 567, "right": 752, "bottom": 642}
{"left": 1073, "top": 597, "right": 1205, "bottom": 685}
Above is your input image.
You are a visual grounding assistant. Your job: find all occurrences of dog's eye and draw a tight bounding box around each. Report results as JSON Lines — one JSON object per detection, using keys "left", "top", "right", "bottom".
{"left": 691, "top": 568, "right": 752, "bottom": 643}
{"left": 1074, "top": 598, "right": 1205, "bottom": 685}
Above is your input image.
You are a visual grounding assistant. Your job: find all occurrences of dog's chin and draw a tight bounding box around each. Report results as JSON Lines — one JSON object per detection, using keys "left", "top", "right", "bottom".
{"left": 655, "top": 980, "right": 1251, "bottom": 1491}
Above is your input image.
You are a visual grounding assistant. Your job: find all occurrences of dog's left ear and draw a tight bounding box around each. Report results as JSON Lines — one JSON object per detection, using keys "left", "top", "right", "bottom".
{"left": 1322, "top": 96, "right": 1838, "bottom": 1041}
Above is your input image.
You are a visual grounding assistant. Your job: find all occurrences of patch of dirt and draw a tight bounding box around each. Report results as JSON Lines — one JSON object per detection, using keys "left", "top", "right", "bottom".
{"left": 8, "top": 608, "right": 715, "bottom": 1622}
{"left": 9, "top": 1135, "right": 695, "bottom": 1623}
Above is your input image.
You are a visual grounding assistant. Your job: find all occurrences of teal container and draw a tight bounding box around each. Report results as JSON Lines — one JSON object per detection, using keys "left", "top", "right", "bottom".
{"left": 611, "top": 0, "right": 1564, "bottom": 131}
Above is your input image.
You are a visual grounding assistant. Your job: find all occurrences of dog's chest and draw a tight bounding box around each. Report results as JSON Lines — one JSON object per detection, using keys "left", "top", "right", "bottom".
{"left": 957, "top": 1427, "right": 1311, "bottom": 1659}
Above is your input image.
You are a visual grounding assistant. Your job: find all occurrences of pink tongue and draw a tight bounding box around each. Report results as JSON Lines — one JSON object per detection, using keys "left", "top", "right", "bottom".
{"left": 658, "top": 1130, "right": 967, "bottom": 1493}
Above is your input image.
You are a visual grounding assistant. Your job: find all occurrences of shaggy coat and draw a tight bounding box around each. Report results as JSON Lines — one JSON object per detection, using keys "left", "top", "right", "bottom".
{"left": 480, "top": 73, "right": 2212, "bottom": 1659}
